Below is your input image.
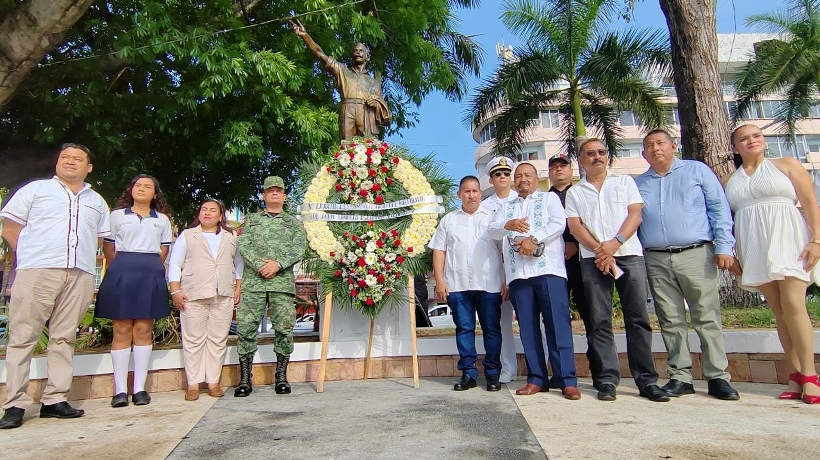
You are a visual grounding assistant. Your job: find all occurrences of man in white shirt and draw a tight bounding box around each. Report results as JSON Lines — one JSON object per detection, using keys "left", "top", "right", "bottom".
{"left": 565, "top": 138, "right": 668, "bottom": 403}
{"left": 430, "top": 176, "right": 504, "bottom": 391}
{"left": 0, "top": 143, "right": 111, "bottom": 429}
{"left": 481, "top": 156, "right": 518, "bottom": 383}
{"left": 488, "top": 163, "right": 581, "bottom": 400}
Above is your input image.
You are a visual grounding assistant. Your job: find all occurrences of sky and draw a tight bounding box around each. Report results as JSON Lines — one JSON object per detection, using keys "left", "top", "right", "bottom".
{"left": 385, "top": 0, "right": 788, "bottom": 182}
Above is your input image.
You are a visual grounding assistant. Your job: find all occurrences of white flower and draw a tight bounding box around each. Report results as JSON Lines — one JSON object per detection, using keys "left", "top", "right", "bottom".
{"left": 361, "top": 180, "right": 373, "bottom": 190}
{"left": 354, "top": 144, "right": 368, "bottom": 155}
{"left": 355, "top": 167, "right": 369, "bottom": 179}
{"left": 365, "top": 274, "right": 378, "bottom": 286}
{"left": 353, "top": 151, "right": 368, "bottom": 166}
{"left": 364, "top": 252, "right": 378, "bottom": 266}
{"left": 370, "top": 152, "right": 382, "bottom": 164}
{"left": 366, "top": 241, "right": 377, "bottom": 252}
{"left": 338, "top": 155, "right": 351, "bottom": 167}
{"left": 347, "top": 252, "right": 357, "bottom": 261}
{"left": 385, "top": 252, "right": 396, "bottom": 262}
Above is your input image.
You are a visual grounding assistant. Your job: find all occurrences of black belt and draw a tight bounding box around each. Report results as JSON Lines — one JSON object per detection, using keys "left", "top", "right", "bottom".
{"left": 645, "top": 243, "right": 706, "bottom": 254}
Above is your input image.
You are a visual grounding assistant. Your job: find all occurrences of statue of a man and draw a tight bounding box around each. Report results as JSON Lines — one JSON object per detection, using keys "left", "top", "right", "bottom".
{"left": 292, "top": 19, "right": 392, "bottom": 140}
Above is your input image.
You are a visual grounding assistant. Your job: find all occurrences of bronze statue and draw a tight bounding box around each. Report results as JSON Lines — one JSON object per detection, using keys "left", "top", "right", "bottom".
{"left": 292, "top": 19, "right": 391, "bottom": 140}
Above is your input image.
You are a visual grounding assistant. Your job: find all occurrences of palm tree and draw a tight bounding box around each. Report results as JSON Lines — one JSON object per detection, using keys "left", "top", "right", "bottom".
{"left": 733, "top": 0, "right": 820, "bottom": 136}
{"left": 466, "top": 0, "right": 671, "bottom": 158}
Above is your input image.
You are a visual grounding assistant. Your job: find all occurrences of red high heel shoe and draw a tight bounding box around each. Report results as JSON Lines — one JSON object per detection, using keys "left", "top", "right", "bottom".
{"left": 779, "top": 372, "right": 804, "bottom": 400}
{"left": 802, "top": 374, "right": 820, "bottom": 404}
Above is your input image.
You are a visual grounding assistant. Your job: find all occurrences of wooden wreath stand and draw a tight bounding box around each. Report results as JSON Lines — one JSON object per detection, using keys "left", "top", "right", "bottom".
{"left": 316, "top": 276, "right": 420, "bottom": 393}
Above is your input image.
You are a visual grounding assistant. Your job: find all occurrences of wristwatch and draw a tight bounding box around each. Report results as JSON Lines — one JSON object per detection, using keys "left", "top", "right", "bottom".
{"left": 530, "top": 236, "right": 540, "bottom": 244}
{"left": 614, "top": 234, "right": 626, "bottom": 244}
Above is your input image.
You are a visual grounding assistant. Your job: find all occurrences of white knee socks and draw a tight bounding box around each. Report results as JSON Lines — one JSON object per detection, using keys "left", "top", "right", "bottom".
{"left": 132, "top": 344, "right": 153, "bottom": 393}
{"left": 110, "top": 348, "right": 131, "bottom": 395}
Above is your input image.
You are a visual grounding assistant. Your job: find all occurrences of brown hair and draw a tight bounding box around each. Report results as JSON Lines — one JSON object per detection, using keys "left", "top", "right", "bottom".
{"left": 114, "top": 174, "right": 171, "bottom": 214}
{"left": 187, "top": 198, "right": 233, "bottom": 234}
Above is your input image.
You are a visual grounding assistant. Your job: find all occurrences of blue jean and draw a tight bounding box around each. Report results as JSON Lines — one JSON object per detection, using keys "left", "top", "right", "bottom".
{"left": 447, "top": 290, "right": 503, "bottom": 379}
{"left": 509, "top": 274, "right": 577, "bottom": 388}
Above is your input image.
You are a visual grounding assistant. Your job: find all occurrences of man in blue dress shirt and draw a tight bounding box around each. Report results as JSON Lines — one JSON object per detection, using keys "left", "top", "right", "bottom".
{"left": 636, "top": 130, "right": 740, "bottom": 401}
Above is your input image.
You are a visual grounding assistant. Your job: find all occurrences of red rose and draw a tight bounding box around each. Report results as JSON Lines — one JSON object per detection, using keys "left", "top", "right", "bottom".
{"left": 335, "top": 184, "right": 343, "bottom": 191}
{"left": 334, "top": 151, "right": 340, "bottom": 158}
{"left": 386, "top": 178, "right": 394, "bottom": 185}
{"left": 366, "top": 147, "right": 374, "bottom": 154}
{"left": 359, "top": 189, "right": 369, "bottom": 197}
{"left": 391, "top": 229, "right": 399, "bottom": 237}
{"left": 349, "top": 153, "right": 355, "bottom": 160}
{"left": 393, "top": 240, "right": 401, "bottom": 247}
{"left": 366, "top": 156, "right": 372, "bottom": 164}
{"left": 376, "top": 240, "right": 384, "bottom": 248}
{"left": 351, "top": 170, "right": 356, "bottom": 176}
{"left": 348, "top": 278, "right": 354, "bottom": 285}
{"left": 350, "top": 234, "right": 357, "bottom": 241}
{"left": 344, "top": 231, "right": 350, "bottom": 237}
{"left": 394, "top": 272, "right": 402, "bottom": 278}
{"left": 338, "top": 171, "right": 344, "bottom": 177}
{"left": 351, "top": 142, "right": 357, "bottom": 147}
{"left": 396, "top": 255, "right": 405, "bottom": 264}
{"left": 358, "top": 240, "right": 365, "bottom": 247}
{"left": 350, "top": 181, "right": 356, "bottom": 187}
{"left": 407, "top": 247, "right": 413, "bottom": 253}
{"left": 377, "top": 275, "right": 385, "bottom": 283}
{"left": 368, "top": 221, "right": 374, "bottom": 227}
{"left": 392, "top": 157, "right": 400, "bottom": 165}
{"left": 368, "top": 169, "right": 377, "bottom": 177}
{"left": 365, "top": 298, "right": 374, "bottom": 306}
{"left": 357, "top": 258, "right": 366, "bottom": 267}
{"left": 380, "top": 232, "right": 387, "bottom": 239}
{"left": 358, "top": 279, "right": 367, "bottom": 288}
{"left": 385, "top": 263, "right": 391, "bottom": 270}
{"left": 329, "top": 251, "right": 336, "bottom": 257}
{"left": 371, "top": 183, "right": 381, "bottom": 192}
{"left": 334, "top": 270, "right": 342, "bottom": 277}
{"left": 327, "top": 167, "right": 333, "bottom": 173}
{"left": 381, "top": 166, "right": 388, "bottom": 173}
{"left": 375, "top": 196, "right": 384, "bottom": 204}
{"left": 350, "top": 289, "right": 358, "bottom": 297}
{"left": 368, "top": 269, "right": 376, "bottom": 275}
{"left": 385, "top": 289, "right": 392, "bottom": 296}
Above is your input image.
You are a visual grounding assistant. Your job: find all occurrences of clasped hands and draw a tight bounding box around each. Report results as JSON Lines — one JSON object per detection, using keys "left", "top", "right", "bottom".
{"left": 593, "top": 239, "right": 620, "bottom": 275}
{"left": 258, "top": 259, "right": 280, "bottom": 279}
{"left": 504, "top": 217, "right": 538, "bottom": 256}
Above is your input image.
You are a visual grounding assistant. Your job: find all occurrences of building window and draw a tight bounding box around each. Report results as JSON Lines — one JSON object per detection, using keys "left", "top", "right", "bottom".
{"left": 757, "top": 100, "right": 784, "bottom": 119}
{"left": 618, "top": 111, "right": 638, "bottom": 126}
{"left": 665, "top": 108, "right": 680, "bottom": 125}
{"left": 513, "top": 151, "right": 539, "bottom": 162}
{"left": 766, "top": 135, "right": 808, "bottom": 162}
{"left": 806, "top": 135, "right": 820, "bottom": 153}
{"left": 479, "top": 120, "right": 496, "bottom": 144}
{"left": 540, "top": 110, "right": 560, "bottom": 128}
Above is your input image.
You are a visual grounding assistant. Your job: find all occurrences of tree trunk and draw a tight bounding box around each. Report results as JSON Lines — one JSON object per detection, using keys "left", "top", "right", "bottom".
{"left": 0, "top": 0, "right": 96, "bottom": 111}
{"left": 658, "top": 0, "right": 733, "bottom": 177}
{"left": 659, "top": 0, "right": 761, "bottom": 307}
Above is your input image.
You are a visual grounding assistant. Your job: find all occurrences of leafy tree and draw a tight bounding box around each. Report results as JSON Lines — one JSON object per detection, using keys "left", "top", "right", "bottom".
{"left": 466, "top": 0, "right": 671, "bottom": 158}
{"left": 0, "top": 0, "right": 481, "bottom": 221}
{"left": 733, "top": 0, "right": 820, "bottom": 138}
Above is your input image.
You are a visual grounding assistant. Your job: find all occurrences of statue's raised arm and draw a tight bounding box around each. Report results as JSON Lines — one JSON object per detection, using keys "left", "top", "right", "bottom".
{"left": 291, "top": 19, "right": 392, "bottom": 140}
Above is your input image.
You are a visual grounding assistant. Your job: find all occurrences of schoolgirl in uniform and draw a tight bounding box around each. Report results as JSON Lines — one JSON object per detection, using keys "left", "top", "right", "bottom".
{"left": 168, "top": 198, "right": 244, "bottom": 401}
{"left": 96, "top": 174, "right": 173, "bottom": 408}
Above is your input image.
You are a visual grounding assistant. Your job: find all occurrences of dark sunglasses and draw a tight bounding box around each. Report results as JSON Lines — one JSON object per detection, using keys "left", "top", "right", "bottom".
{"left": 492, "top": 171, "right": 511, "bottom": 178}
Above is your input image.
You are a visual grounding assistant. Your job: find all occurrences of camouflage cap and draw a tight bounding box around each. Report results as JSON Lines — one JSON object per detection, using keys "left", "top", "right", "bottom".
{"left": 263, "top": 176, "right": 285, "bottom": 190}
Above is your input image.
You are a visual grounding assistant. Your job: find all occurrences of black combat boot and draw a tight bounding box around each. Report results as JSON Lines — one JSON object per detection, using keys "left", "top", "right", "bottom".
{"left": 275, "top": 354, "right": 291, "bottom": 395}
{"left": 234, "top": 354, "right": 254, "bottom": 397}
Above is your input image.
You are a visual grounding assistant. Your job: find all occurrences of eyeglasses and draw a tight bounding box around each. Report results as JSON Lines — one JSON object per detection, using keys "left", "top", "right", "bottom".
{"left": 583, "top": 149, "right": 608, "bottom": 157}
{"left": 492, "top": 171, "right": 511, "bottom": 178}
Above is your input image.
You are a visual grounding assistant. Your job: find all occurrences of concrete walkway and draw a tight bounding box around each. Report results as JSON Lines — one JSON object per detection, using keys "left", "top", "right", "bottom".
{"left": 2, "top": 378, "right": 818, "bottom": 459}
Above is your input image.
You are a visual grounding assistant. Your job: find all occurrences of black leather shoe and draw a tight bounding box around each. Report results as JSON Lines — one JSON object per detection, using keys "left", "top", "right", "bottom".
{"left": 40, "top": 402, "right": 84, "bottom": 419}
{"left": 132, "top": 391, "right": 151, "bottom": 406}
{"left": 662, "top": 379, "right": 695, "bottom": 397}
{"left": 547, "top": 378, "right": 562, "bottom": 389}
{"left": 597, "top": 383, "right": 617, "bottom": 401}
{"left": 453, "top": 375, "right": 477, "bottom": 391}
{"left": 234, "top": 384, "right": 252, "bottom": 398}
{"left": 0, "top": 407, "right": 25, "bottom": 429}
{"left": 486, "top": 375, "right": 502, "bottom": 392}
{"left": 111, "top": 393, "right": 129, "bottom": 408}
{"left": 708, "top": 378, "right": 740, "bottom": 401}
{"left": 639, "top": 384, "right": 671, "bottom": 402}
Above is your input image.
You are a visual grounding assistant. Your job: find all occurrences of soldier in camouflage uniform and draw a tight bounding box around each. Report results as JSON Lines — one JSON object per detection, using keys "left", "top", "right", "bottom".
{"left": 234, "top": 176, "right": 307, "bottom": 397}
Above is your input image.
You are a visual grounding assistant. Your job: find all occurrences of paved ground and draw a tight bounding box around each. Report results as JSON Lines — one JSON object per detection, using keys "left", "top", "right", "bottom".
{"left": 2, "top": 378, "right": 818, "bottom": 459}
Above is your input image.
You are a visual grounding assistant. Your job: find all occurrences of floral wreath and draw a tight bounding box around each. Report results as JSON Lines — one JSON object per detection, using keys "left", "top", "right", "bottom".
{"left": 300, "top": 137, "right": 447, "bottom": 317}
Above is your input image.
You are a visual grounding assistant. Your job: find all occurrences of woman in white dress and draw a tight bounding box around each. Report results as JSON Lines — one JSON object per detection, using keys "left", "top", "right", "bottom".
{"left": 724, "top": 124, "right": 820, "bottom": 404}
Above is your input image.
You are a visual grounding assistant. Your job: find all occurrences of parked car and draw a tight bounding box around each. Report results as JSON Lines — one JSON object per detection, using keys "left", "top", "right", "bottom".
{"left": 427, "top": 305, "right": 454, "bottom": 328}
{"left": 293, "top": 314, "right": 315, "bottom": 335}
